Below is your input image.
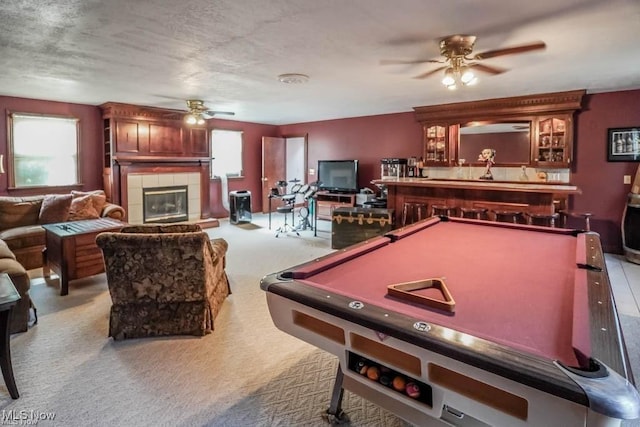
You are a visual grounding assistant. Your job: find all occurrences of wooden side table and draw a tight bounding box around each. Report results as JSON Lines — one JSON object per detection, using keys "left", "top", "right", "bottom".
{"left": 0, "top": 273, "right": 21, "bottom": 399}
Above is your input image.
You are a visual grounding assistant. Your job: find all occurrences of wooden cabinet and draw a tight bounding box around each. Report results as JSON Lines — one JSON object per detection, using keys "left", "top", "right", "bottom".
{"left": 100, "top": 103, "right": 210, "bottom": 161}
{"left": 534, "top": 115, "right": 572, "bottom": 165}
{"left": 315, "top": 192, "right": 356, "bottom": 221}
{"left": 423, "top": 124, "right": 457, "bottom": 166}
{"left": 414, "top": 90, "right": 585, "bottom": 167}
{"left": 113, "top": 121, "right": 186, "bottom": 156}
{"left": 187, "top": 127, "right": 209, "bottom": 155}
{"left": 100, "top": 102, "right": 211, "bottom": 207}
{"left": 115, "top": 120, "right": 146, "bottom": 154}
{"left": 148, "top": 123, "right": 183, "bottom": 155}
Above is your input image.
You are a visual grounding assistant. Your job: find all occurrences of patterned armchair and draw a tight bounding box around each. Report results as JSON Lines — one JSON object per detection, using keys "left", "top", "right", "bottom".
{"left": 96, "top": 224, "right": 230, "bottom": 340}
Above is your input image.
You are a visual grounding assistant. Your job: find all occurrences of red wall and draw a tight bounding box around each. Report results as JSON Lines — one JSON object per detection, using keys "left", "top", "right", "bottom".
{"left": 2, "top": 90, "right": 639, "bottom": 252}
{"left": 280, "top": 112, "right": 423, "bottom": 188}
{"left": 571, "top": 90, "right": 640, "bottom": 252}
{"left": 0, "top": 96, "right": 103, "bottom": 193}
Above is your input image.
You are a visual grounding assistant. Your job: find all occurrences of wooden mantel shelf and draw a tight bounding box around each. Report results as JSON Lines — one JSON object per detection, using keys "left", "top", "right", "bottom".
{"left": 372, "top": 178, "right": 581, "bottom": 196}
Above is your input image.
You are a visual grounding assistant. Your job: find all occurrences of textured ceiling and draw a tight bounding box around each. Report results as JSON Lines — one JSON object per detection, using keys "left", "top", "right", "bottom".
{"left": 0, "top": 0, "right": 639, "bottom": 125}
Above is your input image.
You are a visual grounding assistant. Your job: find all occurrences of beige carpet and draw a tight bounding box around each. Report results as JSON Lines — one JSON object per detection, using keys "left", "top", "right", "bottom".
{"left": 2, "top": 214, "right": 639, "bottom": 426}
{"left": 2, "top": 216, "right": 408, "bottom": 426}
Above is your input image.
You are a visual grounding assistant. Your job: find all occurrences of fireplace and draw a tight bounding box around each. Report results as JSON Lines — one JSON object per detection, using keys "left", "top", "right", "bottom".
{"left": 143, "top": 185, "right": 188, "bottom": 224}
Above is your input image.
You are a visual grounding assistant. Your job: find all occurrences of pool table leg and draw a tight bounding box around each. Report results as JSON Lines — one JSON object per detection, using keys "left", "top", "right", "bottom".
{"left": 322, "top": 364, "right": 350, "bottom": 424}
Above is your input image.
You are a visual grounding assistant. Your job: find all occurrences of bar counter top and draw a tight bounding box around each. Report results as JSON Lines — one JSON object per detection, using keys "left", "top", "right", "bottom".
{"left": 371, "top": 178, "right": 581, "bottom": 195}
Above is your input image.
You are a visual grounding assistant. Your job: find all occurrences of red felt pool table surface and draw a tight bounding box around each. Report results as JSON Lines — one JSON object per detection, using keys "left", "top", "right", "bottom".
{"left": 295, "top": 217, "right": 584, "bottom": 366}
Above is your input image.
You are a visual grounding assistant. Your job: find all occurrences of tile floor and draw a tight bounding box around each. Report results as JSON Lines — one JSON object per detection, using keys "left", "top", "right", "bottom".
{"left": 608, "top": 253, "right": 640, "bottom": 319}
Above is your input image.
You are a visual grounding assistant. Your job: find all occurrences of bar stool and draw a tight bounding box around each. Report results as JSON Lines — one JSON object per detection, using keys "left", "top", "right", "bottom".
{"left": 492, "top": 210, "right": 523, "bottom": 224}
{"left": 459, "top": 207, "right": 488, "bottom": 220}
{"left": 431, "top": 204, "right": 457, "bottom": 217}
{"left": 559, "top": 210, "right": 593, "bottom": 231}
{"left": 526, "top": 212, "right": 559, "bottom": 227}
{"left": 402, "top": 202, "right": 427, "bottom": 226}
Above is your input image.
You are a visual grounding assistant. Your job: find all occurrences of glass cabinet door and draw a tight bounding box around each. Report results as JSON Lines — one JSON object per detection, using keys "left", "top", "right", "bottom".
{"left": 424, "top": 124, "right": 450, "bottom": 165}
{"left": 535, "top": 116, "right": 571, "bottom": 165}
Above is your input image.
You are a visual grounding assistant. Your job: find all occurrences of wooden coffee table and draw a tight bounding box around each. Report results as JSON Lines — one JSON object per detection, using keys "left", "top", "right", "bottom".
{"left": 42, "top": 218, "right": 124, "bottom": 296}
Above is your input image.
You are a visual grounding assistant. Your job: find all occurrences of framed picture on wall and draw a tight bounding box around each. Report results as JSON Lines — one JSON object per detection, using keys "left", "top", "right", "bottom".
{"left": 608, "top": 127, "right": 640, "bottom": 161}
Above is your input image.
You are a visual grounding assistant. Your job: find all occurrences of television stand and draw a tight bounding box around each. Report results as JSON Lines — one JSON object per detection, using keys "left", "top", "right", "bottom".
{"left": 314, "top": 192, "right": 356, "bottom": 236}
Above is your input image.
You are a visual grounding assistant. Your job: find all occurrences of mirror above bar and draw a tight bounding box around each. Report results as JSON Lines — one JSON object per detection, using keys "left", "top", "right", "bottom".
{"left": 459, "top": 121, "right": 531, "bottom": 166}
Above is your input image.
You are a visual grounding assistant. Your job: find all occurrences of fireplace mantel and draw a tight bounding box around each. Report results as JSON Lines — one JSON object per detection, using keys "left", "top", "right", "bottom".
{"left": 100, "top": 102, "right": 212, "bottom": 221}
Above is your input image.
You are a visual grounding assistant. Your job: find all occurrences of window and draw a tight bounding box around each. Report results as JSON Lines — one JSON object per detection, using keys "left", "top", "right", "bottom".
{"left": 9, "top": 113, "right": 80, "bottom": 188}
{"left": 211, "top": 129, "right": 243, "bottom": 178}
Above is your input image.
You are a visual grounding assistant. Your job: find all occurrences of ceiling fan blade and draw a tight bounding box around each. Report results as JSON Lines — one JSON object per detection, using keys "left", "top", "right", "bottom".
{"left": 413, "top": 65, "right": 448, "bottom": 80}
{"left": 380, "top": 58, "right": 444, "bottom": 66}
{"left": 468, "top": 62, "right": 508, "bottom": 75}
{"left": 205, "top": 110, "right": 235, "bottom": 117}
{"left": 471, "top": 41, "right": 546, "bottom": 60}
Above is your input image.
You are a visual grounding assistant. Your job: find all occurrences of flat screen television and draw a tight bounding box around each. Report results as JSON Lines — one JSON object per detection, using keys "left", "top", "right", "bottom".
{"left": 317, "top": 160, "right": 359, "bottom": 193}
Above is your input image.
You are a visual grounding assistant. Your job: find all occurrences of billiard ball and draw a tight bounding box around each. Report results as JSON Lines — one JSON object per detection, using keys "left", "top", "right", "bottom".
{"left": 392, "top": 376, "right": 406, "bottom": 392}
{"left": 405, "top": 382, "right": 420, "bottom": 399}
{"left": 359, "top": 364, "right": 369, "bottom": 375}
{"left": 366, "top": 366, "right": 380, "bottom": 381}
{"left": 379, "top": 375, "right": 391, "bottom": 386}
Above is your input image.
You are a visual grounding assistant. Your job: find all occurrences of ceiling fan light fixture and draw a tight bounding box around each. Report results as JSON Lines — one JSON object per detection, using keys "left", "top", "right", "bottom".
{"left": 442, "top": 68, "right": 456, "bottom": 86}
{"left": 459, "top": 66, "right": 475, "bottom": 84}
{"left": 185, "top": 113, "right": 198, "bottom": 125}
{"left": 441, "top": 63, "right": 477, "bottom": 89}
{"left": 196, "top": 116, "right": 205, "bottom": 126}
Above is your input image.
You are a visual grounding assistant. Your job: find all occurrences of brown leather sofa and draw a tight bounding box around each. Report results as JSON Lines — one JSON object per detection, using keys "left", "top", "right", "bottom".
{"left": 0, "top": 194, "right": 125, "bottom": 270}
{"left": 0, "top": 192, "right": 125, "bottom": 333}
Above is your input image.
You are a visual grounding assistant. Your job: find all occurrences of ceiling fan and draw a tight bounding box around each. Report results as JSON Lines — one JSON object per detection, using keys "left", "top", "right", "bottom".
{"left": 381, "top": 35, "right": 546, "bottom": 89}
{"left": 183, "top": 100, "right": 235, "bottom": 125}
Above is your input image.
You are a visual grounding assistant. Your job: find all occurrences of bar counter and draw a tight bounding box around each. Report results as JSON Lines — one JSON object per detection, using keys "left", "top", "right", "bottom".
{"left": 371, "top": 178, "right": 581, "bottom": 224}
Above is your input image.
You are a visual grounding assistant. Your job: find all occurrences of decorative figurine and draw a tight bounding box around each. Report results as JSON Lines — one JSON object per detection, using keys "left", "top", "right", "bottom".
{"left": 519, "top": 165, "right": 529, "bottom": 181}
{"left": 478, "top": 148, "right": 496, "bottom": 180}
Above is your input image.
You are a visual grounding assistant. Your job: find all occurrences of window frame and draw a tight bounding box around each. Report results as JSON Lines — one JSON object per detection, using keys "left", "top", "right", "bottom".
{"left": 7, "top": 111, "right": 82, "bottom": 190}
{"left": 210, "top": 128, "right": 244, "bottom": 179}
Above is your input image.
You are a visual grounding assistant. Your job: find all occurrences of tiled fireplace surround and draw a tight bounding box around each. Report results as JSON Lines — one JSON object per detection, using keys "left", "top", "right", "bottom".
{"left": 126, "top": 172, "right": 201, "bottom": 224}
{"left": 126, "top": 172, "right": 201, "bottom": 225}
{"left": 111, "top": 159, "right": 211, "bottom": 226}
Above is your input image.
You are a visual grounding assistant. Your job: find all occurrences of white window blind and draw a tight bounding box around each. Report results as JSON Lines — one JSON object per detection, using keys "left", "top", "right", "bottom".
{"left": 211, "top": 129, "right": 243, "bottom": 178}
{"left": 11, "top": 113, "right": 79, "bottom": 187}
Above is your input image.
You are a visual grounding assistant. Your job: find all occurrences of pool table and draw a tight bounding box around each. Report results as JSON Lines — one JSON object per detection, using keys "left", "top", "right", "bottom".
{"left": 261, "top": 216, "right": 640, "bottom": 426}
